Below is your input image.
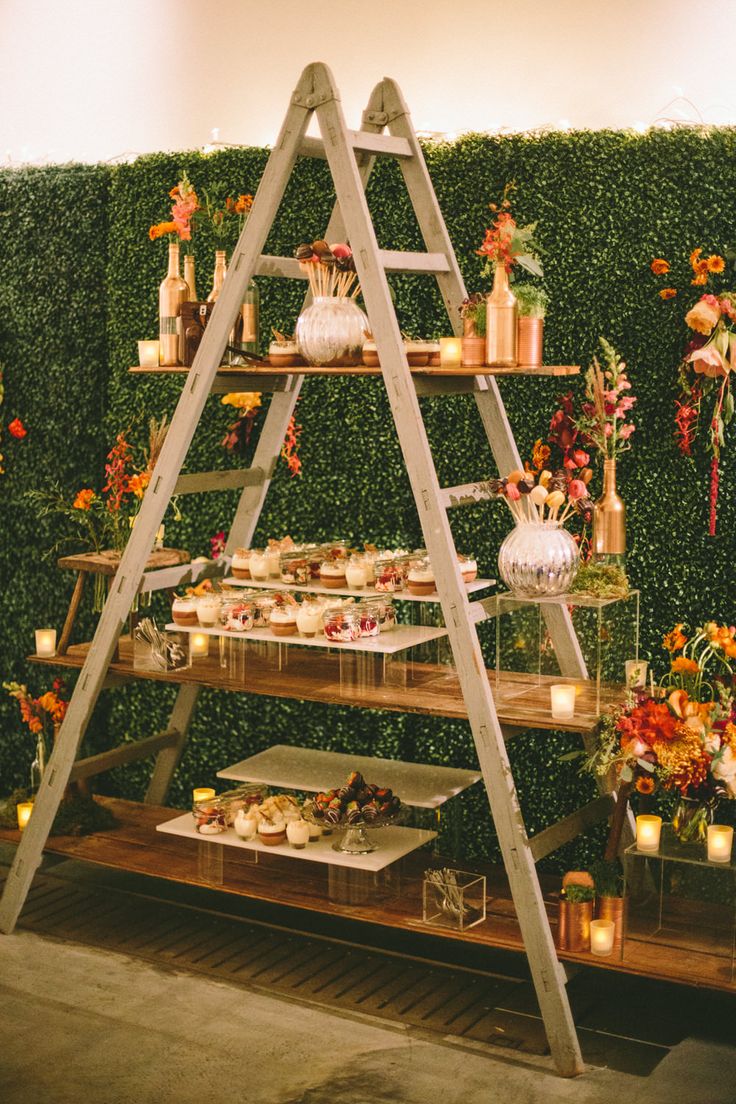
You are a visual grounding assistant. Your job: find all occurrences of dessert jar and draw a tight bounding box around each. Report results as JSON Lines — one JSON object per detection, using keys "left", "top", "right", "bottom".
{"left": 270, "top": 601, "right": 298, "bottom": 636}
{"left": 407, "top": 556, "right": 436, "bottom": 595}
{"left": 362, "top": 595, "right": 396, "bottom": 632}
{"left": 363, "top": 549, "right": 379, "bottom": 584}
{"left": 426, "top": 341, "right": 441, "bottom": 367}
{"left": 192, "top": 796, "right": 228, "bottom": 835}
{"left": 374, "top": 554, "right": 403, "bottom": 593}
{"left": 266, "top": 545, "right": 282, "bottom": 578}
{"left": 280, "top": 551, "right": 311, "bottom": 586}
{"left": 296, "top": 599, "right": 325, "bottom": 637}
{"left": 345, "top": 554, "right": 368, "bottom": 589}
{"left": 171, "top": 595, "right": 199, "bottom": 626}
{"left": 458, "top": 554, "right": 478, "bottom": 583}
{"left": 268, "top": 339, "right": 301, "bottom": 367}
{"left": 258, "top": 819, "right": 287, "bottom": 846}
{"left": 323, "top": 607, "right": 362, "bottom": 643}
{"left": 286, "top": 819, "right": 311, "bottom": 849}
{"left": 233, "top": 809, "right": 258, "bottom": 839}
{"left": 253, "top": 594, "right": 276, "bottom": 628}
{"left": 320, "top": 558, "right": 348, "bottom": 588}
{"left": 362, "top": 340, "right": 379, "bottom": 367}
{"left": 404, "top": 339, "right": 431, "bottom": 367}
{"left": 248, "top": 549, "right": 270, "bottom": 581}
{"left": 356, "top": 601, "right": 380, "bottom": 638}
{"left": 196, "top": 592, "right": 221, "bottom": 627}
{"left": 223, "top": 600, "right": 255, "bottom": 632}
{"left": 231, "top": 548, "right": 251, "bottom": 579}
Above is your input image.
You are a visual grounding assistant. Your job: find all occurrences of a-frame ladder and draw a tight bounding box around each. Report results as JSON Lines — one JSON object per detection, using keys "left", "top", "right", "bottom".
{"left": 1, "top": 63, "right": 608, "bottom": 1076}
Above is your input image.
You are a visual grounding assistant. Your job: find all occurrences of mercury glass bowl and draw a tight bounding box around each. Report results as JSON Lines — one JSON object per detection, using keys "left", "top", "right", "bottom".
{"left": 497, "top": 521, "right": 579, "bottom": 597}
{"left": 295, "top": 296, "right": 369, "bottom": 367}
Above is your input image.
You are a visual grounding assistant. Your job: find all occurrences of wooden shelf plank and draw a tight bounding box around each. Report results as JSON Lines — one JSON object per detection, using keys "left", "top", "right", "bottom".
{"left": 3, "top": 797, "right": 733, "bottom": 994}
{"left": 165, "top": 621, "right": 448, "bottom": 655}
{"left": 28, "top": 641, "right": 624, "bottom": 733}
{"left": 216, "top": 744, "right": 481, "bottom": 808}
{"left": 222, "top": 575, "right": 496, "bottom": 603}
{"left": 129, "top": 362, "right": 580, "bottom": 380}
{"left": 57, "top": 548, "right": 190, "bottom": 577}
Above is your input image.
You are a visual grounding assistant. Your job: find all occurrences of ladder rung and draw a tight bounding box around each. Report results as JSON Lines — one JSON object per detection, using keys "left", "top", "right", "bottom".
{"left": 255, "top": 255, "right": 304, "bottom": 280}
{"left": 298, "top": 132, "right": 412, "bottom": 160}
{"left": 440, "top": 482, "right": 492, "bottom": 510}
{"left": 70, "top": 730, "right": 179, "bottom": 782}
{"left": 527, "top": 794, "right": 615, "bottom": 862}
{"left": 174, "top": 469, "right": 266, "bottom": 495}
{"left": 379, "top": 250, "right": 450, "bottom": 274}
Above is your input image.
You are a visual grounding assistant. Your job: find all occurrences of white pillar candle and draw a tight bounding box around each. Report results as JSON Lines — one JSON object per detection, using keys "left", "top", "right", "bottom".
{"left": 16, "top": 802, "right": 33, "bottom": 830}
{"left": 193, "top": 787, "right": 216, "bottom": 804}
{"left": 589, "top": 919, "right": 615, "bottom": 956}
{"left": 707, "top": 824, "right": 734, "bottom": 863}
{"left": 550, "top": 683, "right": 576, "bottom": 720}
{"left": 34, "top": 628, "right": 57, "bottom": 657}
{"left": 137, "top": 340, "right": 160, "bottom": 367}
{"left": 636, "top": 814, "right": 662, "bottom": 852}
{"left": 190, "top": 632, "right": 210, "bottom": 658}
{"left": 439, "top": 337, "right": 462, "bottom": 367}
{"left": 625, "top": 659, "right": 648, "bottom": 689}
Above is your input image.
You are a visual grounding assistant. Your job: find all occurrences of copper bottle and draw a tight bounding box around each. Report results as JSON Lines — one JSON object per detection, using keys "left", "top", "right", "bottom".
{"left": 158, "top": 241, "right": 188, "bottom": 366}
{"left": 518, "top": 316, "right": 544, "bottom": 366}
{"left": 183, "top": 253, "right": 197, "bottom": 301}
{"left": 592, "top": 458, "right": 626, "bottom": 560}
{"left": 485, "top": 264, "right": 517, "bottom": 367}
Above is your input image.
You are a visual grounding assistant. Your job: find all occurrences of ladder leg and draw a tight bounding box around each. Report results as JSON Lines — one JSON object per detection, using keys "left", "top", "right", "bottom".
{"left": 145, "top": 684, "right": 200, "bottom": 805}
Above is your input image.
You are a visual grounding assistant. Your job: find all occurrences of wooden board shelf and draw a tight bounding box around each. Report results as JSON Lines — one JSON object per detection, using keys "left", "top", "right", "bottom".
{"left": 3, "top": 797, "right": 733, "bottom": 994}
{"left": 130, "top": 362, "right": 580, "bottom": 380}
{"left": 29, "top": 639, "right": 625, "bottom": 733}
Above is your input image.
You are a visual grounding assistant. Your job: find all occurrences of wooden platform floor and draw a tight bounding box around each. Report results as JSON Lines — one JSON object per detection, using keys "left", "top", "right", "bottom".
{"left": 2, "top": 798, "right": 734, "bottom": 995}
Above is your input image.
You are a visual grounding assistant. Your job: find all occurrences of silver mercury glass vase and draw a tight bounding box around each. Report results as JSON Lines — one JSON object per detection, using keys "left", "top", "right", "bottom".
{"left": 498, "top": 521, "right": 580, "bottom": 598}
{"left": 296, "top": 296, "right": 368, "bottom": 367}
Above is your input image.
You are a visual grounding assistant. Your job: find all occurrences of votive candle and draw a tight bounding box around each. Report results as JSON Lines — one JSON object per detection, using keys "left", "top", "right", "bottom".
{"left": 550, "top": 683, "right": 576, "bottom": 720}
{"left": 636, "top": 814, "right": 662, "bottom": 852}
{"left": 34, "top": 628, "right": 57, "bottom": 658}
{"left": 138, "top": 340, "right": 160, "bottom": 368}
{"left": 16, "top": 802, "right": 33, "bottom": 830}
{"left": 589, "top": 919, "right": 615, "bottom": 957}
{"left": 190, "top": 632, "right": 210, "bottom": 658}
{"left": 439, "top": 337, "right": 462, "bottom": 367}
{"left": 707, "top": 824, "right": 734, "bottom": 863}
{"left": 193, "top": 787, "right": 216, "bottom": 804}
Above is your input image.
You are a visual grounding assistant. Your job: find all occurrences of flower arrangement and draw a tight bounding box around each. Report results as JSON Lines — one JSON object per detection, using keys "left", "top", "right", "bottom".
{"left": 293, "top": 240, "right": 359, "bottom": 299}
{"left": 149, "top": 172, "right": 200, "bottom": 242}
{"left": 4, "top": 679, "right": 68, "bottom": 737}
{"left": 556, "top": 338, "right": 636, "bottom": 463}
{"left": 220, "top": 392, "right": 301, "bottom": 477}
{"left": 652, "top": 249, "right": 734, "bottom": 534}
{"left": 476, "top": 183, "right": 543, "bottom": 278}
{"left": 202, "top": 191, "right": 253, "bottom": 241}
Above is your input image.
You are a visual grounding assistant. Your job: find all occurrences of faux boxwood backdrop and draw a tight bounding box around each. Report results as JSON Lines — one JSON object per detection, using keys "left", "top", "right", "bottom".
{"left": 2, "top": 128, "right": 736, "bottom": 868}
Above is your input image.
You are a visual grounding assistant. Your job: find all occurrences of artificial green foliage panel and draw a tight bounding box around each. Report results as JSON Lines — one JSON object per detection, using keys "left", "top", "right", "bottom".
{"left": 3, "top": 128, "right": 736, "bottom": 869}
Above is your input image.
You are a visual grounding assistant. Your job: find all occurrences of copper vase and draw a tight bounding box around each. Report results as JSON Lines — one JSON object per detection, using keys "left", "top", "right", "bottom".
{"left": 461, "top": 335, "right": 485, "bottom": 367}
{"left": 158, "top": 241, "right": 188, "bottom": 366}
{"left": 592, "top": 458, "right": 626, "bottom": 560}
{"left": 518, "top": 317, "right": 543, "bottom": 366}
{"left": 485, "top": 264, "right": 517, "bottom": 366}
{"left": 557, "top": 897, "right": 593, "bottom": 952}
{"left": 596, "top": 895, "right": 626, "bottom": 955}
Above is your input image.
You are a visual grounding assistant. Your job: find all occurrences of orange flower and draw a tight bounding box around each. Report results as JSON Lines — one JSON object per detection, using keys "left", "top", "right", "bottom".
{"left": 707, "top": 254, "right": 726, "bottom": 274}
{"left": 127, "top": 472, "right": 150, "bottom": 500}
{"left": 148, "top": 221, "right": 178, "bottom": 241}
{"left": 234, "top": 194, "right": 253, "bottom": 215}
{"left": 73, "top": 488, "right": 95, "bottom": 510}
{"left": 671, "top": 656, "right": 700, "bottom": 676}
{"left": 526, "top": 438, "right": 551, "bottom": 473}
{"left": 654, "top": 724, "right": 711, "bottom": 794}
{"left": 635, "top": 775, "right": 655, "bottom": 795}
{"left": 8, "top": 417, "right": 27, "bottom": 439}
{"left": 690, "top": 247, "right": 703, "bottom": 270}
{"left": 659, "top": 288, "right": 677, "bottom": 300}
{"left": 650, "top": 258, "right": 670, "bottom": 275}
{"left": 663, "top": 623, "right": 687, "bottom": 652}
{"left": 691, "top": 272, "right": 709, "bottom": 286}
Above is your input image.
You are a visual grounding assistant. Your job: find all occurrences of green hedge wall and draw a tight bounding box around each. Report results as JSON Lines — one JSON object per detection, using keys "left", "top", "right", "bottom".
{"left": 3, "top": 127, "right": 736, "bottom": 869}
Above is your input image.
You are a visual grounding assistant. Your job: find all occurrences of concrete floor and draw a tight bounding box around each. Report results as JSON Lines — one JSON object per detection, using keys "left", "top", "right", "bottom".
{"left": 2, "top": 930, "right": 736, "bottom": 1104}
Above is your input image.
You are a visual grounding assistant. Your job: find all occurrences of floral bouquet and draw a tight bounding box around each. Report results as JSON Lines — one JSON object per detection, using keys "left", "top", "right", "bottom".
{"left": 476, "top": 182, "right": 542, "bottom": 278}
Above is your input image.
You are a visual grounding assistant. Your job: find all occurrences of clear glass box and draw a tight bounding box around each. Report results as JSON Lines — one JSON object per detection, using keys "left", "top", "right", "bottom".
{"left": 422, "top": 868, "right": 487, "bottom": 932}
{"left": 623, "top": 827, "right": 736, "bottom": 983}
{"left": 133, "top": 627, "right": 191, "bottom": 673}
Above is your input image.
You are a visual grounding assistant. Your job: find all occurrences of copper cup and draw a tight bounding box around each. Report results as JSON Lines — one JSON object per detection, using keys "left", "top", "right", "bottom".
{"left": 518, "top": 317, "right": 543, "bottom": 366}
{"left": 558, "top": 897, "right": 593, "bottom": 952}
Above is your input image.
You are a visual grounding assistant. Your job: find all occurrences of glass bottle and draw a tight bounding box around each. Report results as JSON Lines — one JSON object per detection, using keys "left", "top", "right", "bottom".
{"left": 230, "top": 280, "right": 261, "bottom": 365}
{"left": 30, "top": 731, "right": 47, "bottom": 792}
{"left": 592, "top": 458, "right": 626, "bottom": 565}
{"left": 207, "top": 249, "right": 228, "bottom": 302}
{"left": 485, "top": 263, "right": 517, "bottom": 367}
{"left": 183, "top": 253, "right": 197, "bottom": 301}
{"left": 159, "top": 240, "right": 188, "bottom": 366}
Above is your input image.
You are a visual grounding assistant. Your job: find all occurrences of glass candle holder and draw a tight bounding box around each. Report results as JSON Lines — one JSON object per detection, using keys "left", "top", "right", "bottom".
{"left": 589, "top": 918, "right": 615, "bottom": 956}
{"left": 439, "top": 337, "right": 462, "bottom": 367}
{"left": 16, "top": 802, "right": 33, "bottom": 830}
{"left": 707, "top": 824, "right": 734, "bottom": 863}
{"left": 192, "top": 787, "right": 216, "bottom": 803}
{"left": 137, "top": 340, "right": 160, "bottom": 368}
{"left": 34, "top": 628, "right": 57, "bottom": 657}
{"left": 636, "top": 814, "right": 662, "bottom": 852}
{"left": 550, "top": 683, "right": 575, "bottom": 720}
{"left": 190, "top": 632, "right": 210, "bottom": 658}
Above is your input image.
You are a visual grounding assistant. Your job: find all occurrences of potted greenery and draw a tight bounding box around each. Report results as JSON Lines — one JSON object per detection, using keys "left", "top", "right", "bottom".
{"left": 557, "top": 870, "right": 595, "bottom": 952}
{"left": 591, "top": 858, "right": 626, "bottom": 953}
{"left": 514, "top": 283, "right": 549, "bottom": 366}
{"left": 459, "top": 294, "right": 487, "bottom": 366}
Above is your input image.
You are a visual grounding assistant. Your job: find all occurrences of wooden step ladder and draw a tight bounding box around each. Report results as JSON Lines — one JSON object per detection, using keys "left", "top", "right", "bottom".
{"left": 0, "top": 62, "right": 628, "bottom": 1076}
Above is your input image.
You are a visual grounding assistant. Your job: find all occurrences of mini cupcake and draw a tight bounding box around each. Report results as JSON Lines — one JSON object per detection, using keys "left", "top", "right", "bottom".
{"left": 459, "top": 554, "right": 478, "bottom": 583}
{"left": 231, "top": 548, "right": 251, "bottom": 579}
{"left": 172, "top": 595, "right": 198, "bottom": 626}
{"left": 407, "top": 558, "right": 436, "bottom": 596}
{"left": 320, "top": 559, "right": 347, "bottom": 588}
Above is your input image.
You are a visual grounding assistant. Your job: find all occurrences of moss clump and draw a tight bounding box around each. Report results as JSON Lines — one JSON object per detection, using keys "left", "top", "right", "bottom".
{"left": 571, "top": 562, "right": 629, "bottom": 600}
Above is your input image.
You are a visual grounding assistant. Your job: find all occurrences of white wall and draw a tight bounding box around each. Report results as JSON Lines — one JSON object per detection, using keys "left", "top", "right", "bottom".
{"left": 3, "top": 0, "right": 736, "bottom": 164}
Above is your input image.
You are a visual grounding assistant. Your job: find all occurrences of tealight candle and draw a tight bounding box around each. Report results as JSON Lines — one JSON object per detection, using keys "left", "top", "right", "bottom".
{"left": 707, "top": 824, "right": 734, "bottom": 863}
{"left": 550, "top": 683, "right": 576, "bottom": 720}
{"left": 193, "top": 787, "right": 216, "bottom": 803}
{"left": 625, "top": 659, "right": 648, "bottom": 689}
{"left": 439, "top": 336, "right": 462, "bottom": 367}
{"left": 636, "top": 814, "right": 662, "bottom": 852}
{"left": 589, "top": 919, "right": 615, "bottom": 957}
{"left": 34, "top": 628, "right": 57, "bottom": 658}
{"left": 190, "top": 632, "right": 210, "bottom": 658}
{"left": 138, "top": 339, "right": 160, "bottom": 368}
{"left": 16, "top": 802, "right": 33, "bottom": 830}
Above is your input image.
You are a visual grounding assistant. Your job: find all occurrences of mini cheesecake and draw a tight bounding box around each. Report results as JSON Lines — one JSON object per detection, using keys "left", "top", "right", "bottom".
{"left": 258, "top": 819, "right": 287, "bottom": 846}
{"left": 231, "top": 548, "right": 251, "bottom": 579}
{"left": 270, "top": 606, "right": 298, "bottom": 636}
{"left": 404, "top": 340, "right": 431, "bottom": 367}
{"left": 407, "top": 565, "right": 436, "bottom": 596}
{"left": 320, "top": 560, "right": 347, "bottom": 588}
{"left": 362, "top": 340, "right": 379, "bottom": 367}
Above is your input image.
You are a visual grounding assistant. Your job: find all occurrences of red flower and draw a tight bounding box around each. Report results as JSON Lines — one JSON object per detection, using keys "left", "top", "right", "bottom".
{"left": 618, "top": 699, "right": 678, "bottom": 749}
{"left": 8, "top": 418, "right": 26, "bottom": 439}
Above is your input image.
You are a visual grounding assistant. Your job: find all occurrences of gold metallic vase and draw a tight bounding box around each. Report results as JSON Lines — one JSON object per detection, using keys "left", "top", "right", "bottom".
{"left": 518, "top": 316, "right": 543, "bottom": 366}
{"left": 183, "top": 253, "right": 197, "bottom": 301}
{"left": 592, "top": 458, "right": 626, "bottom": 560}
{"left": 485, "top": 264, "right": 517, "bottom": 367}
{"left": 158, "top": 241, "right": 188, "bottom": 366}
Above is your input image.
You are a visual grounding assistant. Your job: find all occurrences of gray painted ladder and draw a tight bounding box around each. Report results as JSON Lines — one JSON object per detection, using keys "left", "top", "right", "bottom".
{"left": 1, "top": 63, "right": 625, "bottom": 1076}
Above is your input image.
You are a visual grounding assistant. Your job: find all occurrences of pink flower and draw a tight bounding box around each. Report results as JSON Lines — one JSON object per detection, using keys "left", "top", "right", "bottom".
{"left": 720, "top": 298, "right": 736, "bottom": 323}
{"left": 624, "top": 735, "right": 651, "bottom": 758}
{"left": 617, "top": 395, "right": 636, "bottom": 412}
{"left": 619, "top": 423, "right": 636, "bottom": 439}
{"left": 604, "top": 423, "right": 613, "bottom": 437}
{"left": 688, "top": 343, "right": 729, "bottom": 378}
{"left": 572, "top": 449, "right": 590, "bottom": 467}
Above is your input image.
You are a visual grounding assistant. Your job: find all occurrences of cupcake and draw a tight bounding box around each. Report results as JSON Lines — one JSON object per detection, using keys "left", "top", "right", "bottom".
{"left": 171, "top": 595, "right": 198, "bottom": 626}
{"left": 231, "top": 548, "right": 251, "bottom": 579}
{"left": 248, "top": 549, "right": 270, "bottom": 581}
{"left": 362, "top": 339, "right": 379, "bottom": 367}
{"left": 459, "top": 554, "right": 478, "bottom": 583}
{"left": 407, "top": 558, "right": 436, "bottom": 596}
{"left": 258, "top": 818, "right": 287, "bottom": 846}
{"left": 270, "top": 599, "right": 298, "bottom": 636}
{"left": 320, "top": 559, "right": 347, "bottom": 588}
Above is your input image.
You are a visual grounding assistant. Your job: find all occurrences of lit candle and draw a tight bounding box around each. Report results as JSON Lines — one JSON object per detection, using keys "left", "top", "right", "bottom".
{"left": 16, "top": 802, "right": 33, "bottom": 830}
{"left": 636, "top": 814, "right": 662, "bottom": 852}
{"left": 589, "top": 918, "right": 615, "bottom": 956}
{"left": 34, "top": 628, "right": 57, "bottom": 658}
{"left": 707, "top": 824, "right": 734, "bottom": 863}
{"left": 625, "top": 659, "right": 648, "bottom": 689}
{"left": 137, "top": 339, "right": 160, "bottom": 368}
{"left": 193, "top": 787, "right": 216, "bottom": 804}
{"left": 439, "top": 337, "right": 462, "bottom": 367}
{"left": 550, "top": 683, "right": 576, "bottom": 720}
{"left": 190, "top": 632, "right": 210, "bottom": 658}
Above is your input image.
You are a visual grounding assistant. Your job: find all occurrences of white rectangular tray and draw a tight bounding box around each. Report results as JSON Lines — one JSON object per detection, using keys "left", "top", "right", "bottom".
{"left": 166, "top": 622, "right": 447, "bottom": 655}
{"left": 156, "top": 812, "right": 436, "bottom": 872}
{"left": 223, "top": 576, "right": 495, "bottom": 603}
{"left": 217, "top": 744, "right": 481, "bottom": 809}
